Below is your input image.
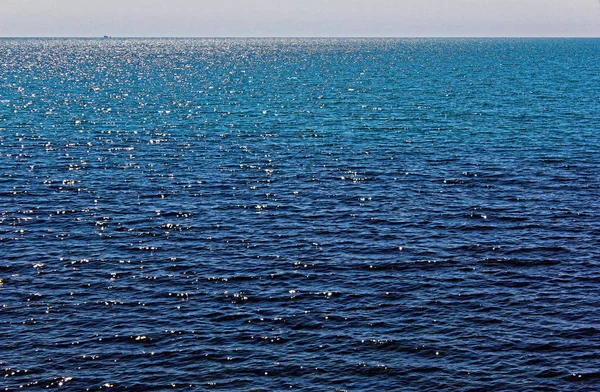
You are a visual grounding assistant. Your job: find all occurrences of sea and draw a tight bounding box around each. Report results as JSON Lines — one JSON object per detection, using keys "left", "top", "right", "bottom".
{"left": 1, "top": 38, "right": 599, "bottom": 391}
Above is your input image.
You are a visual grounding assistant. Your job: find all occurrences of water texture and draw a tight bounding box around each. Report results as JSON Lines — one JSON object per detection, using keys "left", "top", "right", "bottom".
{"left": 1, "top": 38, "right": 599, "bottom": 391}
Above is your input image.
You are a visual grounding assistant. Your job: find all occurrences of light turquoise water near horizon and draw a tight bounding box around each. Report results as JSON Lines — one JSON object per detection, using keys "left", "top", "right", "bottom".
{"left": 1, "top": 38, "right": 599, "bottom": 391}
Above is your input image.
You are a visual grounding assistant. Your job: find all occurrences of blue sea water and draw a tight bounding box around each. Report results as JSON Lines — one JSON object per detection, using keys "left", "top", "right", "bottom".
{"left": 0, "top": 38, "right": 599, "bottom": 391}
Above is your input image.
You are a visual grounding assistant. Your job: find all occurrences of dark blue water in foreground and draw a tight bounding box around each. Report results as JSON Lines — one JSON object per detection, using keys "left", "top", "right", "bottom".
{"left": 1, "top": 38, "right": 599, "bottom": 391}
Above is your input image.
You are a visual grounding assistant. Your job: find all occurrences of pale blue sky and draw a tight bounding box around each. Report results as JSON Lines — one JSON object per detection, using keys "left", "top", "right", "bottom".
{"left": 1, "top": 0, "right": 599, "bottom": 37}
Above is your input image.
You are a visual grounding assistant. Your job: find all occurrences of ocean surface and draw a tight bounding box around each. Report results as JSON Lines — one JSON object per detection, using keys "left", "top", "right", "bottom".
{"left": 1, "top": 38, "right": 599, "bottom": 391}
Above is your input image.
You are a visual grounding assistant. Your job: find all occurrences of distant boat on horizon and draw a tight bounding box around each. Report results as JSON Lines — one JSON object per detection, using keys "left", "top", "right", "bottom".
{"left": 103, "top": 35, "right": 111, "bottom": 39}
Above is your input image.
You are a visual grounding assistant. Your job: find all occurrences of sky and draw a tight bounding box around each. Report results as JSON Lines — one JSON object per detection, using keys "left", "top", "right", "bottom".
{"left": 1, "top": 0, "right": 599, "bottom": 37}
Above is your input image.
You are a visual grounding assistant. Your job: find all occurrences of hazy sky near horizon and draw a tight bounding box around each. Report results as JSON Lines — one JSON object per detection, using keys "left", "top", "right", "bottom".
{"left": 1, "top": 0, "right": 599, "bottom": 37}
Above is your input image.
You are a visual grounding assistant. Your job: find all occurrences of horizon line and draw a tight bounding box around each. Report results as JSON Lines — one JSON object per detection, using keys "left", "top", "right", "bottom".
{"left": 1, "top": 35, "right": 599, "bottom": 39}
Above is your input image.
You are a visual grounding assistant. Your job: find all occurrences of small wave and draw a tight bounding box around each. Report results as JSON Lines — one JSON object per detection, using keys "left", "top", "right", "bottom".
{"left": 480, "top": 258, "right": 561, "bottom": 267}
{"left": 505, "top": 246, "right": 570, "bottom": 254}
{"left": 564, "top": 372, "right": 600, "bottom": 382}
